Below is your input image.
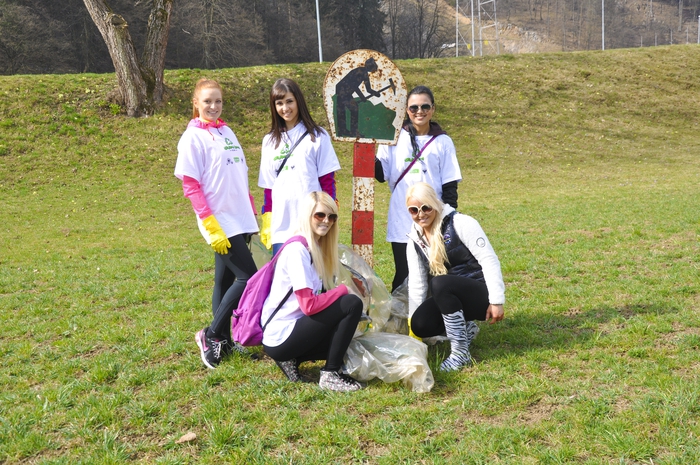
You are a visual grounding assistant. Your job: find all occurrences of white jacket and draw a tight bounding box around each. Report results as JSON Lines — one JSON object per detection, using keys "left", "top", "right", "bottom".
{"left": 406, "top": 205, "right": 506, "bottom": 317}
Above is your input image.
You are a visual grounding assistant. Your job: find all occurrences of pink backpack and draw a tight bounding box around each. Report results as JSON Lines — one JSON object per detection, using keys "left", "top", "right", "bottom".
{"left": 231, "top": 235, "right": 309, "bottom": 346}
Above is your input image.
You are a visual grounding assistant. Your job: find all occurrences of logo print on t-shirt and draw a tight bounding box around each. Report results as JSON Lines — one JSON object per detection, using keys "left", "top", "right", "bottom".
{"left": 226, "top": 157, "right": 240, "bottom": 165}
{"left": 224, "top": 138, "right": 240, "bottom": 151}
{"left": 280, "top": 143, "right": 291, "bottom": 156}
{"left": 476, "top": 237, "right": 486, "bottom": 248}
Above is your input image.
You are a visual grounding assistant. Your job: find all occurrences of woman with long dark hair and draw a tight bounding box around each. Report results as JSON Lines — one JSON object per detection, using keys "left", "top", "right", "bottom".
{"left": 259, "top": 78, "right": 341, "bottom": 255}
{"left": 375, "top": 85, "right": 462, "bottom": 292}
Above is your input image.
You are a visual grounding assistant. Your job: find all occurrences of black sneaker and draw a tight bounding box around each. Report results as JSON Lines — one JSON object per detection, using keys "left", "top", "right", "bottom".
{"left": 195, "top": 327, "right": 227, "bottom": 369}
{"left": 221, "top": 338, "right": 248, "bottom": 357}
{"left": 319, "top": 370, "right": 363, "bottom": 392}
{"left": 274, "top": 359, "right": 302, "bottom": 382}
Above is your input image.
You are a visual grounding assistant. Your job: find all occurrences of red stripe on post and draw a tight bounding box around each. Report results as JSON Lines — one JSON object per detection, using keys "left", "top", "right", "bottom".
{"left": 352, "top": 210, "right": 374, "bottom": 245}
{"left": 353, "top": 142, "right": 376, "bottom": 177}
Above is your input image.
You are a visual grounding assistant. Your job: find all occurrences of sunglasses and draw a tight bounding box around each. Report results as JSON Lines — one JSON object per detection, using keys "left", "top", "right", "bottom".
{"left": 313, "top": 211, "right": 338, "bottom": 222}
{"left": 407, "top": 204, "right": 434, "bottom": 215}
{"left": 407, "top": 104, "right": 433, "bottom": 114}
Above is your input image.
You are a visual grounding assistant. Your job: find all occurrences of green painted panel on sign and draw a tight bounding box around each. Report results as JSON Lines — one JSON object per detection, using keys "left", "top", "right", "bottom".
{"left": 332, "top": 95, "right": 396, "bottom": 141}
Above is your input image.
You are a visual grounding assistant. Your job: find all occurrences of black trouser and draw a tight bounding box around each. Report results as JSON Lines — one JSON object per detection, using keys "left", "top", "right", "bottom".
{"left": 390, "top": 242, "right": 409, "bottom": 293}
{"left": 410, "top": 274, "right": 489, "bottom": 338}
{"left": 263, "top": 294, "right": 363, "bottom": 372}
{"left": 207, "top": 234, "right": 257, "bottom": 340}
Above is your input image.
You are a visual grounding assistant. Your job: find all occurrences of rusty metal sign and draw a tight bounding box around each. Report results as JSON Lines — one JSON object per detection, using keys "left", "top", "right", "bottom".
{"left": 323, "top": 49, "right": 407, "bottom": 145}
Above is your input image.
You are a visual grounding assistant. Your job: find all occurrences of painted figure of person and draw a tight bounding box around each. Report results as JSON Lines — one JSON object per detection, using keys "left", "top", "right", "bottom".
{"left": 335, "top": 57, "right": 380, "bottom": 137}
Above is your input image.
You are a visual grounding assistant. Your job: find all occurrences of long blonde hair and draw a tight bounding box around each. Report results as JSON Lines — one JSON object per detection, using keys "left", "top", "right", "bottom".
{"left": 406, "top": 182, "right": 449, "bottom": 276}
{"left": 191, "top": 78, "right": 223, "bottom": 119}
{"left": 297, "top": 192, "right": 340, "bottom": 289}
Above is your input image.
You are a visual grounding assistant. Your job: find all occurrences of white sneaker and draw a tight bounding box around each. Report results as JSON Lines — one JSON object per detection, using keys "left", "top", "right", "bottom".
{"left": 319, "top": 370, "right": 362, "bottom": 392}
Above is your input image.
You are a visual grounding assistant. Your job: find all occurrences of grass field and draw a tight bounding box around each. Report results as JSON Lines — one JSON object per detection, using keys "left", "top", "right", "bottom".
{"left": 1, "top": 45, "right": 699, "bottom": 464}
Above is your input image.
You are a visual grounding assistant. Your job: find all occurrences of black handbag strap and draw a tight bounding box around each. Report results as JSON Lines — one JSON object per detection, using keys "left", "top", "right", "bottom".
{"left": 276, "top": 130, "right": 309, "bottom": 176}
{"left": 261, "top": 246, "right": 312, "bottom": 332}
{"left": 262, "top": 287, "right": 293, "bottom": 332}
{"left": 394, "top": 135, "right": 437, "bottom": 187}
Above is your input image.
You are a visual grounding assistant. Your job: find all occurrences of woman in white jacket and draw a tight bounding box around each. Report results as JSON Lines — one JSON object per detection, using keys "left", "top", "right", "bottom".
{"left": 406, "top": 183, "right": 505, "bottom": 371}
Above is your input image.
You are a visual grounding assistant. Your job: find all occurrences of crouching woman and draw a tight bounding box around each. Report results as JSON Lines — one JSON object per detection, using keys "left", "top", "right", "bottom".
{"left": 262, "top": 192, "right": 364, "bottom": 392}
{"left": 406, "top": 183, "right": 505, "bottom": 372}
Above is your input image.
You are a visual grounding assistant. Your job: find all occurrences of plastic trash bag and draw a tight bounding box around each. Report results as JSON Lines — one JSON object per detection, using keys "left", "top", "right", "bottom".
{"left": 383, "top": 280, "right": 409, "bottom": 335}
{"left": 338, "top": 244, "right": 392, "bottom": 334}
{"left": 386, "top": 280, "right": 447, "bottom": 344}
{"left": 248, "top": 234, "right": 272, "bottom": 269}
{"left": 343, "top": 332, "right": 434, "bottom": 393}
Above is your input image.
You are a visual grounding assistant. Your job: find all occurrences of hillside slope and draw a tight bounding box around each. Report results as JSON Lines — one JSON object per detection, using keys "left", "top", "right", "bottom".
{"left": 1, "top": 44, "right": 699, "bottom": 273}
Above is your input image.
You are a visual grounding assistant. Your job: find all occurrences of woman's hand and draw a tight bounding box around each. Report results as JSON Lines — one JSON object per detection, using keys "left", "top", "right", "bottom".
{"left": 485, "top": 304, "right": 504, "bottom": 324}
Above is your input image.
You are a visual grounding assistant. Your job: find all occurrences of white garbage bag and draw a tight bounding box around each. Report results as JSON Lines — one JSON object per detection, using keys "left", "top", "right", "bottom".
{"left": 248, "top": 235, "right": 272, "bottom": 269}
{"left": 338, "top": 244, "right": 392, "bottom": 334}
{"left": 383, "top": 280, "right": 409, "bottom": 335}
{"left": 343, "top": 332, "right": 434, "bottom": 393}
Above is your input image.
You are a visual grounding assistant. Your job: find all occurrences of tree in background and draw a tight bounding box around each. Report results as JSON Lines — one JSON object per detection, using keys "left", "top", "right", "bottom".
{"left": 169, "top": 0, "right": 270, "bottom": 69}
{"left": 384, "top": 0, "right": 452, "bottom": 59}
{"left": 326, "top": 0, "right": 386, "bottom": 52}
{"left": 0, "top": 1, "right": 73, "bottom": 74}
{"left": 82, "top": 0, "right": 172, "bottom": 116}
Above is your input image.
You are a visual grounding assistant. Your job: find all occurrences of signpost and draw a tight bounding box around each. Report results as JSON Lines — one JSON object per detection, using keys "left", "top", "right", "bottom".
{"left": 323, "top": 49, "right": 407, "bottom": 267}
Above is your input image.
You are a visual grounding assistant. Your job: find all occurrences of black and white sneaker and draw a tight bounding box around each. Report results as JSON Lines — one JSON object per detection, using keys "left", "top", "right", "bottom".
{"left": 221, "top": 338, "right": 248, "bottom": 357}
{"left": 319, "top": 370, "right": 362, "bottom": 392}
{"left": 274, "top": 359, "right": 302, "bottom": 382}
{"left": 195, "top": 327, "right": 227, "bottom": 369}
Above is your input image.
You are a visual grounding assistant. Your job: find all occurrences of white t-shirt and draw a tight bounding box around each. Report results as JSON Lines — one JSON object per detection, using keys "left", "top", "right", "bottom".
{"left": 258, "top": 122, "right": 340, "bottom": 244}
{"left": 376, "top": 129, "right": 462, "bottom": 243}
{"left": 261, "top": 241, "right": 322, "bottom": 347}
{"left": 175, "top": 124, "right": 258, "bottom": 241}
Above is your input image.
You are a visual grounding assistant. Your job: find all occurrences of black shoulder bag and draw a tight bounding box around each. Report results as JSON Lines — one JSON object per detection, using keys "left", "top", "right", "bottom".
{"left": 276, "top": 130, "right": 310, "bottom": 176}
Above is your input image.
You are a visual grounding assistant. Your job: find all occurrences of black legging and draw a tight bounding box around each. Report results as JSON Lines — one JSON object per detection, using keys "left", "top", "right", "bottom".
{"left": 410, "top": 274, "right": 490, "bottom": 338}
{"left": 390, "top": 242, "right": 409, "bottom": 293}
{"left": 263, "top": 294, "right": 363, "bottom": 371}
{"left": 208, "top": 234, "right": 257, "bottom": 340}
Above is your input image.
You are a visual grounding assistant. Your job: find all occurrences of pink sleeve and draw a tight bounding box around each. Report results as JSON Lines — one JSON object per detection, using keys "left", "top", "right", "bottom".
{"left": 318, "top": 172, "right": 337, "bottom": 200}
{"left": 294, "top": 284, "right": 349, "bottom": 316}
{"left": 249, "top": 192, "right": 257, "bottom": 215}
{"left": 262, "top": 188, "right": 273, "bottom": 214}
{"left": 182, "top": 176, "right": 212, "bottom": 219}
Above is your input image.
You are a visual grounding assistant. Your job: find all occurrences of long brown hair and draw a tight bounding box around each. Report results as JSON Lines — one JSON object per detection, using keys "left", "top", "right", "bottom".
{"left": 268, "top": 78, "right": 323, "bottom": 148}
{"left": 191, "top": 78, "right": 223, "bottom": 119}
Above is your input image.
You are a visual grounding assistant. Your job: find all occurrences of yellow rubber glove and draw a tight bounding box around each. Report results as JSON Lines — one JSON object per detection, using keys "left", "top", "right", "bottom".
{"left": 408, "top": 318, "right": 421, "bottom": 341}
{"left": 202, "top": 215, "right": 231, "bottom": 254}
{"left": 260, "top": 212, "right": 272, "bottom": 250}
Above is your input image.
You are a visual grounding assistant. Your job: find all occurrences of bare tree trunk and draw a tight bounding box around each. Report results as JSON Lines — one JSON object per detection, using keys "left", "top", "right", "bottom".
{"left": 83, "top": 0, "right": 147, "bottom": 116}
{"left": 82, "top": 0, "right": 172, "bottom": 116}
{"left": 385, "top": 0, "right": 400, "bottom": 59}
{"left": 142, "top": 0, "right": 173, "bottom": 105}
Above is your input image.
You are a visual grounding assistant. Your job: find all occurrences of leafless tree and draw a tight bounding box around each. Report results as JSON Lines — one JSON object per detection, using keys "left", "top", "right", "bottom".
{"left": 82, "top": 0, "right": 172, "bottom": 116}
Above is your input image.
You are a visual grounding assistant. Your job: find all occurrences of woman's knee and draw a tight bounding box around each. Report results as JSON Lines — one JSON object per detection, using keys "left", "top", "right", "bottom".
{"left": 341, "top": 293, "right": 363, "bottom": 317}
{"left": 411, "top": 312, "right": 442, "bottom": 338}
{"left": 428, "top": 275, "right": 452, "bottom": 295}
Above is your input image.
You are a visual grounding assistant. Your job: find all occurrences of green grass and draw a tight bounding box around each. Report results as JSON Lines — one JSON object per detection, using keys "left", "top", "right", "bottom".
{"left": 1, "top": 45, "right": 700, "bottom": 463}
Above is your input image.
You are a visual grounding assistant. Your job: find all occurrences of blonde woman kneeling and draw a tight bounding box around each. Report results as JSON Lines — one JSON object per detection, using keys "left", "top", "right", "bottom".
{"left": 406, "top": 183, "right": 505, "bottom": 371}
{"left": 261, "top": 192, "right": 364, "bottom": 391}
